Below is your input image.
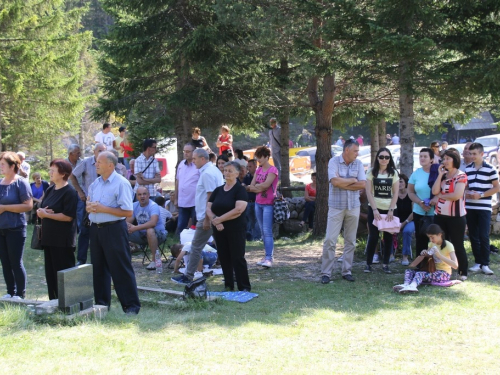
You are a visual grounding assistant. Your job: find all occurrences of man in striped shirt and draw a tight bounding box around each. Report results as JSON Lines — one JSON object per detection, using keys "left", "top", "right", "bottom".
{"left": 465, "top": 142, "right": 499, "bottom": 275}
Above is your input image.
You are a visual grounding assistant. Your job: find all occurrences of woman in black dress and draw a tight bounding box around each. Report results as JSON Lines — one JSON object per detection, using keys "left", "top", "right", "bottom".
{"left": 37, "top": 159, "right": 78, "bottom": 300}
{"left": 207, "top": 161, "right": 250, "bottom": 291}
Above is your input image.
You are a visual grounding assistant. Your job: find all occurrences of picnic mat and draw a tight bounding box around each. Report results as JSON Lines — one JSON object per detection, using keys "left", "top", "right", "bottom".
{"left": 422, "top": 280, "right": 462, "bottom": 287}
{"left": 208, "top": 291, "right": 259, "bottom": 303}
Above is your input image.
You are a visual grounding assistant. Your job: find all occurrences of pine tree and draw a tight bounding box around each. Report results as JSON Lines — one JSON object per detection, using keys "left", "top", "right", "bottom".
{"left": 0, "top": 0, "right": 92, "bottom": 152}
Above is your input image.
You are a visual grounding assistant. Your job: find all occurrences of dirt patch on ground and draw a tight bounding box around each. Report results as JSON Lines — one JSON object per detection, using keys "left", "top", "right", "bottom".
{"left": 130, "top": 242, "right": 353, "bottom": 289}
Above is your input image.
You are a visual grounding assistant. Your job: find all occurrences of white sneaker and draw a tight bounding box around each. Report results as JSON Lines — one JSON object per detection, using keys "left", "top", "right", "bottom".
{"left": 261, "top": 259, "right": 273, "bottom": 268}
{"left": 10, "top": 296, "right": 22, "bottom": 300}
{"left": 372, "top": 254, "right": 380, "bottom": 264}
{"left": 401, "top": 260, "right": 410, "bottom": 266}
{"left": 145, "top": 261, "right": 156, "bottom": 270}
{"left": 482, "top": 265, "right": 494, "bottom": 275}
{"left": 469, "top": 263, "right": 481, "bottom": 272}
{"left": 399, "top": 284, "right": 418, "bottom": 294}
{"left": 337, "top": 255, "right": 344, "bottom": 263}
{"left": 256, "top": 257, "right": 266, "bottom": 266}
{"left": 389, "top": 255, "right": 395, "bottom": 263}
{"left": 392, "top": 284, "right": 407, "bottom": 292}
{"left": 459, "top": 275, "right": 468, "bottom": 281}
{"left": 1, "top": 294, "right": 12, "bottom": 299}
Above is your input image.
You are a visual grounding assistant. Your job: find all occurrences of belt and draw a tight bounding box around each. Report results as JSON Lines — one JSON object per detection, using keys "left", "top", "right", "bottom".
{"left": 248, "top": 200, "right": 255, "bottom": 203}
{"left": 93, "top": 219, "right": 125, "bottom": 228}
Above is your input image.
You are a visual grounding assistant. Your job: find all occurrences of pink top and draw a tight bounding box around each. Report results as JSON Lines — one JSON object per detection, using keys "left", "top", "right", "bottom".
{"left": 255, "top": 166, "right": 278, "bottom": 205}
{"left": 436, "top": 172, "right": 467, "bottom": 217}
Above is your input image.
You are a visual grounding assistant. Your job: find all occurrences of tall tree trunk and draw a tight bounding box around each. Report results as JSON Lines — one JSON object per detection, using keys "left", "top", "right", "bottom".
{"left": 277, "top": 58, "right": 291, "bottom": 196}
{"left": 370, "top": 121, "right": 379, "bottom": 166}
{"left": 378, "top": 120, "right": 386, "bottom": 150}
{"left": 399, "top": 62, "right": 414, "bottom": 176}
{"left": 279, "top": 109, "right": 291, "bottom": 197}
{"left": 309, "top": 72, "right": 335, "bottom": 236}
{"left": 175, "top": 56, "right": 193, "bottom": 162}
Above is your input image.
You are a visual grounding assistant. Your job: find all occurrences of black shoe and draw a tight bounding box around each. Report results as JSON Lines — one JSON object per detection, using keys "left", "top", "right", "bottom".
{"left": 364, "top": 265, "right": 372, "bottom": 273}
{"left": 382, "top": 265, "right": 392, "bottom": 274}
{"left": 342, "top": 274, "right": 355, "bottom": 282}
{"left": 321, "top": 275, "right": 331, "bottom": 284}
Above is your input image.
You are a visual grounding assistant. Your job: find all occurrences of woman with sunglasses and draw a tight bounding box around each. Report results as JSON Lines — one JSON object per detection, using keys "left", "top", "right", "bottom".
{"left": 364, "top": 148, "right": 399, "bottom": 274}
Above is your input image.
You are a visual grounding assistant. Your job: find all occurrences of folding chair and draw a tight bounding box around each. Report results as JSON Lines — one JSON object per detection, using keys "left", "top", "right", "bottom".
{"left": 141, "top": 239, "right": 169, "bottom": 265}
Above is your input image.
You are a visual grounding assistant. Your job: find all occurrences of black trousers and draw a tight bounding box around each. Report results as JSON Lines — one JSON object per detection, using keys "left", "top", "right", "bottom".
{"left": 43, "top": 245, "right": 75, "bottom": 300}
{"left": 212, "top": 227, "right": 251, "bottom": 291}
{"left": 413, "top": 213, "right": 433, "bottom": 257}
{"left": 366, "top": 207, "right": 393, "bottom": 265}
{"left": 90, "top": 220, "right": 141, "bottom": 313}
{"left": 434, "top": 214, "right": 468, "bottom": 276}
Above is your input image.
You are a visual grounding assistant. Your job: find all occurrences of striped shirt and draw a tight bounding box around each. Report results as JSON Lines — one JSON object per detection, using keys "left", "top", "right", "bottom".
{"left": 435, "top": 172, "right": 467, "bottom": 217}
{"left": 328, "top": 155, "right": 366, "bottom": 210}
{"left": 465, "top": 161, "right": 498, "bottom": 211}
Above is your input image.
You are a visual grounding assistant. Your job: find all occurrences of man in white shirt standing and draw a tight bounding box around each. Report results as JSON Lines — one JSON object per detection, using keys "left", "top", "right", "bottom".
{"left": 95, "top": 123, "right": 116, "bottom": 151}
{"left": 16, "top": 152, "right": 31, "bottom": 178}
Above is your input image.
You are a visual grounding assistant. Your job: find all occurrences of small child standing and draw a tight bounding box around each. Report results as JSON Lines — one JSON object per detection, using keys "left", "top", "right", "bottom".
{"left": 395, "top": 224, "right": 458, "bottom": 294}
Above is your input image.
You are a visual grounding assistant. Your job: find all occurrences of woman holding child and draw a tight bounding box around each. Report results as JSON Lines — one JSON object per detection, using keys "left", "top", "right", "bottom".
{"left": 207, "top": 161, "right": 251, "bottom": 292}
{"left": 395, "top": 224, "right": 458, "bottom": 294}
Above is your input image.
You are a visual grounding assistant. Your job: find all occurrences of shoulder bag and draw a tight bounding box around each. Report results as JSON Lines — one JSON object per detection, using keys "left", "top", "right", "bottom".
{"left": 31, "top": 218, "right": 43, "bottom": 250}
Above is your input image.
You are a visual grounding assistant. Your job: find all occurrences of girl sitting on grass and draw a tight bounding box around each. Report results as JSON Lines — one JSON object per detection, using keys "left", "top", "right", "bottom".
{"left": 395, "top": 224, "right": 458, "bottom": 294}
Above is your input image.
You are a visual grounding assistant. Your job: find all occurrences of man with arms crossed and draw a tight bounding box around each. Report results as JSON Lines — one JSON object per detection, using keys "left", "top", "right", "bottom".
{"left": 320, "top": 139, "right": 366, "bottom": 284}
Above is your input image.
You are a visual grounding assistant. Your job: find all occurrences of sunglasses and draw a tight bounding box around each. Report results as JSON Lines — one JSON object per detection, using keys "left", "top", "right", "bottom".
{"left": 378, "top": 155, "right": 390, "bottom": 160}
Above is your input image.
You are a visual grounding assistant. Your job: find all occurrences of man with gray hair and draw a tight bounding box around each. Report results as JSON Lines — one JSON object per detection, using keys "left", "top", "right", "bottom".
{"left": 16, "top": 151, "right": 31, "bottom": 178}
{"left": 71, "top": 143, "right": 106, "bottom": 265}
{"left": 171, "top": 148, "right": 223, "bottom": 285}
{"left": 87, "top": 151, "right": 140, "bottom": 314}
{"left": 320, "top": 139, "right": 366, "bottom": 284}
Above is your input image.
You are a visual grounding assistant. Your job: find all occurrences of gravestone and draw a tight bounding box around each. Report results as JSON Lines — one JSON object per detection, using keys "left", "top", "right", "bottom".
{"left": 58, "top": 264, "right": 94, "bottom": 314}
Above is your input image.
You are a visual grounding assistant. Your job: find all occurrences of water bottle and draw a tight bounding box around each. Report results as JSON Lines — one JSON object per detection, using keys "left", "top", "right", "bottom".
{"left": 155, "top": 249, "right": 163, "bottom": 274}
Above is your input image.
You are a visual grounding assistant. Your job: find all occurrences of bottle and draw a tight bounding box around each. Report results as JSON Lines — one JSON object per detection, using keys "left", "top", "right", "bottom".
{"left": 155, "top": 249, "right": 163, "bottom": 274}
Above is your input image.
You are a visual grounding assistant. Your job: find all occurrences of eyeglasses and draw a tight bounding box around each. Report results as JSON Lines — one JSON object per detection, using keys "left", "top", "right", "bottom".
{"left": 378, "top": 155, "right": 390, "bottom": 160}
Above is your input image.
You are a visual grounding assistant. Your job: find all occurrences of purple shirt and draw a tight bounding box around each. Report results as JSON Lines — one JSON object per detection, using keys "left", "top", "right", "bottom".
{"left": 176, "top": 160, "right": 200, "bottom": 208}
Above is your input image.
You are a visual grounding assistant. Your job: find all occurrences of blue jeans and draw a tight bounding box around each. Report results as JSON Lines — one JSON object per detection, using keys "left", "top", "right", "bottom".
{"left": 76, "top": 198, "right": 90, "bottom": 264}
{"left": 246, "top": 202, "right": 261, "bottom": 241}
{"left": 123, "top": 157, "right": 130, "bottom": 170}
{"left": 466, "top": 209, "right": 491, "bottom": 266}
{"left": 176, "top": 206, "right": 196, "bottom": 235}
{"left": 0, "top": 228, "right": 27, "bottom": 298}
{"left": 255, "top": 203, "right": 274, "bottom": 260}
{"left": 401, "top": 221, "right": 415, "bottom": 257}
{"left": 303, "top": 201, "right": 316, "bottom": 229}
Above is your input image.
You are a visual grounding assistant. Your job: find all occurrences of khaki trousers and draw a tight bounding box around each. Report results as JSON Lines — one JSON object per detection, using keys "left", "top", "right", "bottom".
{"left": 321, "top": 206, "right": 360, "bottom": 277}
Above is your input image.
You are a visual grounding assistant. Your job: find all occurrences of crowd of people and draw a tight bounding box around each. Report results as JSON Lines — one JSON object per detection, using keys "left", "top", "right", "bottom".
{"left": 0, "top": 120, "right": 497, "bottom": 314}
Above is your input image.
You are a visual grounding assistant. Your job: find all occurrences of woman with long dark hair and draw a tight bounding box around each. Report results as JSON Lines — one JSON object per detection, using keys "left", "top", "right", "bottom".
{"left": 364, "top": 147, "right": 399, "bottom": 274}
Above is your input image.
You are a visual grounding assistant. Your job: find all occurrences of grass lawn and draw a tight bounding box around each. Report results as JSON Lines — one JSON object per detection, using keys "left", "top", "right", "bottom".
{"left": 1, "top": 227, "right": 500, "bottom": 374}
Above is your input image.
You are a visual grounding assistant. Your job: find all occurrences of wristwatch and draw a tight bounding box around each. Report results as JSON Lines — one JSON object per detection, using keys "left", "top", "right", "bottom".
{"left": 480, "top": 193, "right": 484, "bottom": 198}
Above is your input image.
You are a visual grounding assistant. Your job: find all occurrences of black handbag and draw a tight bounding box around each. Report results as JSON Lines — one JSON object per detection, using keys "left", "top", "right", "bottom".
{"left": 183, "top": 277, "right": 208, "bottom": 299}
{"left": 31, "top": 219, "right": 43, "bottom": 250}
